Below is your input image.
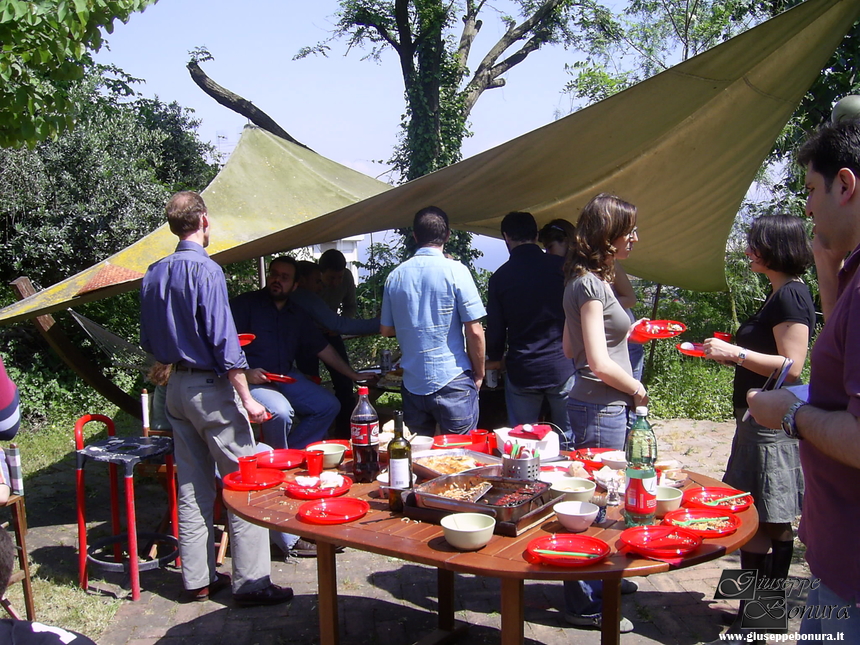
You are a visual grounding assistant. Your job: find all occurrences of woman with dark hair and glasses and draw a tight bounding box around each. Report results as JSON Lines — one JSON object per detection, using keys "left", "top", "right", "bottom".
{"left": 702, "top": 214, "right": 815, "bottom": 607}
{"left": 561, "top": 193, "right": 644, "bottom": 633}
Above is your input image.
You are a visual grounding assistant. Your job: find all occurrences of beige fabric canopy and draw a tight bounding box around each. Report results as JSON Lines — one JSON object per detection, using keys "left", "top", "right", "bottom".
{"left": 1, "top": 0, "right": 858, "bottom": 325}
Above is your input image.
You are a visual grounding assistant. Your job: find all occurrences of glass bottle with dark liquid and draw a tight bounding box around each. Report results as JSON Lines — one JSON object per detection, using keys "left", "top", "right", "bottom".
{"left": 350, "top": 386, "right": 380, "bottom": 483}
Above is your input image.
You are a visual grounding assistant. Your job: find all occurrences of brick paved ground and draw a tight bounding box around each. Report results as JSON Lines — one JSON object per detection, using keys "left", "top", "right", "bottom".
{"left": 22, "top": 418, "right": 812, "bottom": 645}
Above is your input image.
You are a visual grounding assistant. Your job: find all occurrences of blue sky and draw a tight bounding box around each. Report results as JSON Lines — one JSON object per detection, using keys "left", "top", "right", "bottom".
{"left": 95, "top": 1, "right": 586, "bottom": 271}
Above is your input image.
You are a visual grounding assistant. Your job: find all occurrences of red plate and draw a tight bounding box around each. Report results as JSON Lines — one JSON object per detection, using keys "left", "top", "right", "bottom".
{"left": 286, "top": 475, "right": 353, "bottom": 499}
{"left": 263, "top": 372, "right": 297, "bottom": 384}
{"left": 238, "top": 333, "right": 256, "bottom": 346}
{"left": 630, "top": 319, "right": 687, "bottom": 342}
{"left": 307, "top": 439, "right": 353, "bottom": 459}
{"left": 297, "top": 498, "right": 370, "bottom": 524}
{"left": 619, "top": 525, "right": 702, "bottom": 558}
{"left": 525, "top": 534, "right": 611, "bottom": 567}
{"left": 569, "top": 447, "right": 616, "bottom": 470}
{"left": 676, "top": 342, "right": 706, "bottom": 358}
{"left": 255, "top": 449, "right": 306, "bottom": 470}
{"left": 433, "top": 434, "right": 476, "bottom": 449}
{"left": 683, "top": 487, "right": 753, "bottom": 512}
{"left": 662, "top": 508, "right": 741, "bottom": 538}
{"left": 222, "top": 468, "right": 286, "bottom": 491}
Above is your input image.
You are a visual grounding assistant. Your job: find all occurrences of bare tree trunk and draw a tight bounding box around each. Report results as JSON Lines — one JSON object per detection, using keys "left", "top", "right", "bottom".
{"left": 187, "top": 62, "right": 311, "bottom": 150}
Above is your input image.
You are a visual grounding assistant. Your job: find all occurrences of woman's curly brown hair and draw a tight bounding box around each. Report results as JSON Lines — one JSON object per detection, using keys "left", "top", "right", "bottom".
{"left": 565, "top": 193, "right": 637, "bottom": 284}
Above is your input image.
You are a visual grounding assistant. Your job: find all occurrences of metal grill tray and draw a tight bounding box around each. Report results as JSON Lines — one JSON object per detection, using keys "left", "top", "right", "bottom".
{"left": 412, "top": 449, "right": 501, "bottom": 481}
{"left": 413, "top": 473, "right": 550, "bottom": 523}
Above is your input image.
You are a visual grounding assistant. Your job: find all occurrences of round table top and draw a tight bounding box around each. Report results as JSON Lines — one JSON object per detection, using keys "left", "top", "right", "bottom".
{"left": 223, "top": 467, "right": 757, "bottom": 582}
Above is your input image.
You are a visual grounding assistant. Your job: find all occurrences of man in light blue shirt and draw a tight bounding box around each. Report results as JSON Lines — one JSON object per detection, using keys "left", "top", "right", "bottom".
{"left": 380, "top": 206, "right": 486, "bottom": 435}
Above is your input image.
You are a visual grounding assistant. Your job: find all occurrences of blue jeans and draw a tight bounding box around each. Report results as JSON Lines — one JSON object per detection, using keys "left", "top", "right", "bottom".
{"left": 567, "top": 398, "right": 629, "bottom": 450}
{"left": 250, "top": 371, "right": 339, "bottom": 450}
{"left": 402, "top": 372, "right": 478, "bottom": 436}
{"left": 564, "top": 396, "right": 629, "bottom": 617}
{"left": 564, "top": 579, "right": 607, "bottom": 619}
{"left": 800, "top": 580, "right": 860, "bottom": 639}
{"left": 505, "top": 374, "right": 575, "bottom": 449}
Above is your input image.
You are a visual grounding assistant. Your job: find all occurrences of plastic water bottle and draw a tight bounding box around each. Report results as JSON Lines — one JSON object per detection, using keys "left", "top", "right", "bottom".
{"left": 624, "top": 406, "right": 658, "bottom": 527}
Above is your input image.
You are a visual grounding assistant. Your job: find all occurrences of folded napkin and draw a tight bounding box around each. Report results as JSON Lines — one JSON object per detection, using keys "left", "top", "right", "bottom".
{"left": 509, "top": 424, "right": 552, "bottom": 440}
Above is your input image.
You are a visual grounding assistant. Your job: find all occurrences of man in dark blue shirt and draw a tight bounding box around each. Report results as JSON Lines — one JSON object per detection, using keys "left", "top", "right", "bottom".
{"left": 230, "top": 256, "right": 373, "bottom": 450}
{"left": 485, "top": 211, "right": 575, "bottom": 446}
{"left": 140, "top": 191, "right": 292, "bottom": 606}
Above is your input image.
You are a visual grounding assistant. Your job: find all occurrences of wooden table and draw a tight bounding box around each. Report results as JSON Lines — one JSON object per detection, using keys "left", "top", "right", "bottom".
{"left": 223, "top": 471, "right": 757, "bottom": 645}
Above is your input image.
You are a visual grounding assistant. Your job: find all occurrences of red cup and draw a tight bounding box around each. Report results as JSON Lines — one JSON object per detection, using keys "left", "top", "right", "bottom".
{"left": 237, "top": 455, "right": 258, "bottom": 483}
{"left": 470, "top": 429, "right": 489, "bottom": 454}
{"left": 305, "top": 450, "right": 324, "bottom": 477}
{"left": 713, "top": 331, "right": 732, "bottom": 342}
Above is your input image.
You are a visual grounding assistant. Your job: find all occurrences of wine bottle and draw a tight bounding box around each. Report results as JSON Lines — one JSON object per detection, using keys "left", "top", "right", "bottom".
{"left": 387, "top": 410, "right": 412, "bottom": 512}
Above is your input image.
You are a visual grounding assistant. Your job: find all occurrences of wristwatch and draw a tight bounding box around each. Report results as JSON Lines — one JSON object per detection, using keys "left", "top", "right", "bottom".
{"left": 782, "top": 401, "right": 807, "bottom": 439}
{"left": 737, "top": 348, "right": 748, "bottom": 366}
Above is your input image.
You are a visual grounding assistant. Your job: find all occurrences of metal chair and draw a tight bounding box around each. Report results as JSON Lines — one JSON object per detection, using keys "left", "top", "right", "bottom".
{"left": 0, "top": 444, "right": 35, "bottom": 620}
{"left": 75, "top": 414, "right": 178, "bottom": 601}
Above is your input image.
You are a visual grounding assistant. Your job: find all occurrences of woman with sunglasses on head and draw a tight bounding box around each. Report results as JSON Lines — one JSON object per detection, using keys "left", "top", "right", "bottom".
{"left": 561, "top": 193, "right": 644, "bottom": 633}
{"left": 701, "top": 215, "right": 815, "bottom": 615}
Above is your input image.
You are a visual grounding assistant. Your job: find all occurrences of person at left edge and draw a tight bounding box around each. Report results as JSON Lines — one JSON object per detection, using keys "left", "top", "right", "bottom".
{"left": 140, "top": 191, "right": 292, "bottom": 606}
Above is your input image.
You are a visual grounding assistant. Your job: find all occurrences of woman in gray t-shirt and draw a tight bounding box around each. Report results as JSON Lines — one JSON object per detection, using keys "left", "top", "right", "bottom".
{"left": 561, "top": 193, "right": 646, "bottom": 633}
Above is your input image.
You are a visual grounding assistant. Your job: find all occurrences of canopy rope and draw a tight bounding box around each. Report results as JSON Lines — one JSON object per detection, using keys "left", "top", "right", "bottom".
{"left": 68, "top": 310, "right": 155, "bottom": 374}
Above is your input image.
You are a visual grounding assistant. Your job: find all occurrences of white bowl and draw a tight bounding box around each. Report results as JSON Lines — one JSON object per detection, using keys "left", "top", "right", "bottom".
{"left": 550, "top": 477, "right": 596, "bottom": 502}
{"left": 598, "top": 450, "right": 628, "bottom": 470}
{"left": 539, "top": 470, "right": 575, "bottom": 486}
{"left": 655, "top": 485, "right": 683, "bottom": 518}
{"left": 409, "top": 436, "right": 435, "bottom": 452}
{"left": 307, "top": 443, "right": 347, "bottom": 469}
{"left": 440, "top": 512, "right": 496, "bottom": 550}
{"left": 554, "top": 500, "right": 600, "bottom": 532}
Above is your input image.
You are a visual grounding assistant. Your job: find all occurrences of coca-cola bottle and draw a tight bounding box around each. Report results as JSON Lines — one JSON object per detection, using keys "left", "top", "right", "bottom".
{"left": 351, "top": 386, "right": 380, "bottom": 483}
{"left": 624, "top": 406, "right": 658, "bottom": 527}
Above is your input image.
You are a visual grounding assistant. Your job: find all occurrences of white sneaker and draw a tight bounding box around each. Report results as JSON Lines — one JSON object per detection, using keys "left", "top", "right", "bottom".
{"left": 565, "top": 613, "right": 634, "bottom": 633}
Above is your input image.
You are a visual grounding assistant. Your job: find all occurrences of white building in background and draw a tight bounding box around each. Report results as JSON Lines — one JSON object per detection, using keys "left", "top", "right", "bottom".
{"left": 312, "top": 235, "right": 364, "bottom": 283}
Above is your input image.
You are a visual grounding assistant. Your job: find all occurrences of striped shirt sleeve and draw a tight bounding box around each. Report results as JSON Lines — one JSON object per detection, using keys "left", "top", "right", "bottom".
{"left": 0, "top": 356, "right": 21, "bottom": 440}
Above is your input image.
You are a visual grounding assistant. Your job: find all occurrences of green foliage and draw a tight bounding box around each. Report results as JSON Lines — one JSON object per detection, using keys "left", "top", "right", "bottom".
{"left": 0, "top": 0, "right": 158, "bottom": 148}
{"left": 0, "top": 64, "right": 217, "bottom": 288}
{"left": 645, "top": 340, "right": 734, "bottom": 420}
{"left": 0, "top": 62, "right": 220, "bottom": 430}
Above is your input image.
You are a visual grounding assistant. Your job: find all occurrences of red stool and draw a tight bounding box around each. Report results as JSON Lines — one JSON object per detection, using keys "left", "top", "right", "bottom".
{"left": 75, "top": 414, "right": 179, "bottom": 600}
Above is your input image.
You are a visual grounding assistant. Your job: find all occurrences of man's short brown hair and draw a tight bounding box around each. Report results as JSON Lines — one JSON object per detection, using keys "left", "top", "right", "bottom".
{"left": 166, "top": 191, "right": 207, "bottom": 236}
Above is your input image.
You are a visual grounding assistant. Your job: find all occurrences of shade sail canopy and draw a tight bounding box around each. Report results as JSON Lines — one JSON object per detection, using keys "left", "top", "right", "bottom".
{"left": 2, "top": 0, "right": 858, "bottom": 325}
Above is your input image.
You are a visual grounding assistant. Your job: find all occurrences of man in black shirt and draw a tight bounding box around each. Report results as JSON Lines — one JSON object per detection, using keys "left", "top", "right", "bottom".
{"left": 486, "top": 211, "right": 575, "bottom": 446}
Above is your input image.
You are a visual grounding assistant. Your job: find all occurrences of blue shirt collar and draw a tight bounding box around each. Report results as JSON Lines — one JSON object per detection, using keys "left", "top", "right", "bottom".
{"left": 175, "top": 239, "right": 209, "bottom": 256}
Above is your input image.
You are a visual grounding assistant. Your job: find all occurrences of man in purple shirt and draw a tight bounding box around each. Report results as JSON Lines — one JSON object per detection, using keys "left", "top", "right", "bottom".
{"left": 140, "top": 192, "right": 292, "bottom": 606}
{"left": 486, "top": 211, "right": 575, "bottom": 446}
{"left": 748, "top": 120, "right": 860, "bottom": 638}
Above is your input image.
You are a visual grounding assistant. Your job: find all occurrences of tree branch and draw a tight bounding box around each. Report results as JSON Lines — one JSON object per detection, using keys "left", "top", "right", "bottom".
{"left": 456, "top": 0, "right": 485, "bottom": 76}
{"left": 460, "top": 0, "right": 566, "bottom": 116}
{"left": 186, "top": 61, "right": 310, "bottom": 149}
